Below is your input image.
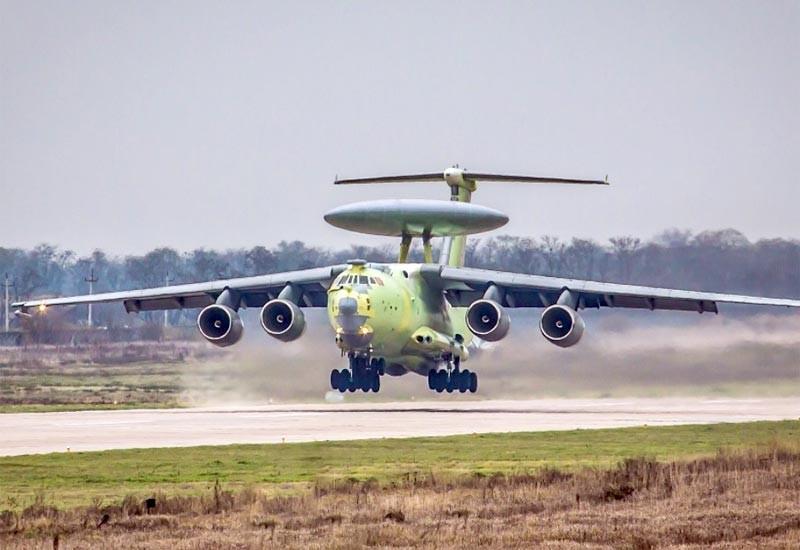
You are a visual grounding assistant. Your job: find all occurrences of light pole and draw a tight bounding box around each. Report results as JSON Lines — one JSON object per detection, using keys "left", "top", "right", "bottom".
{"left": 85, "top": 267, "right": 98, "bottom": 327}
{"left": 3, "top": 273, "right": 12, "bottom": 333}
{"left": 164, "top": 274, "right": 171, "bottom": 328}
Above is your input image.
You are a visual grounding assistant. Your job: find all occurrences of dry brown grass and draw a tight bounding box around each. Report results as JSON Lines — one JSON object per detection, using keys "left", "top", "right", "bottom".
{"left": 0, "top": 342, "right": 222, "bottom": 410}
{"left": 3, "top": 447, "right": 799, "bottom": 549}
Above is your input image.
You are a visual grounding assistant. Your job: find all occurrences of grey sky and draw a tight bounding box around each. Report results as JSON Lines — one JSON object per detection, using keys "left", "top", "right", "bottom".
{"left": 1, "top": 1, "right": 798, "bottom": 255}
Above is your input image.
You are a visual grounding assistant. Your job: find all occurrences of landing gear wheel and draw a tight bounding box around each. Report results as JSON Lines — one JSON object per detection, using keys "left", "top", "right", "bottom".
{"left": 360, "top": 375, "right": 371, "bottom": 392}
{"left": 458, "top": 370, "right": 470, "bottom": 393}
{"left": 427, "top": 369, "right": 436, "bottom": 390}
{"left": 435, "top": 370, "right": 446, "bottom": 393}
{"left": 341, "top": 369, "right": 352, "bottom": 393}
{"left": 330, "top": 369, "right": 341, "bottom": 391}
{"left": 445, "top": 371, "right": 455, "bottom": 393}
{"left": 468, "top": 372, "right": 478, "bottom": 393}
{"left": 338, "top": 369, "right": 352, "bottom": 393}
{"left": 371, "top": 373, "right": 380, "bottom": 393}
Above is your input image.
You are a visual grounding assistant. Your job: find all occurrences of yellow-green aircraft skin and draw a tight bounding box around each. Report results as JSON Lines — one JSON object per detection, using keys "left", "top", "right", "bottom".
{"left": 326, "top": 262, "right": 472, "bottom": 376}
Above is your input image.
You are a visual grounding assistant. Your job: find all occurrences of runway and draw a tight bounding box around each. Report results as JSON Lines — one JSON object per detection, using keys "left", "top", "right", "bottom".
{"left": 2, "top": 397, "right": 798, "bottom": 456}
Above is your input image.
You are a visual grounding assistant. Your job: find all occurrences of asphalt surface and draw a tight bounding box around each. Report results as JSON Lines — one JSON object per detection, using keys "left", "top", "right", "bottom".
{"left": 2, "top": 397, "right": 798, "bottom": 456}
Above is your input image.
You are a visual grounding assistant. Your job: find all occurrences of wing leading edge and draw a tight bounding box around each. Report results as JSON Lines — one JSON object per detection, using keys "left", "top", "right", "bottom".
{"left": 420, "top": 265, "right": 800, "bottom": 313}
{"left": 12, "top": 265, "right": 347, "bottom": 313}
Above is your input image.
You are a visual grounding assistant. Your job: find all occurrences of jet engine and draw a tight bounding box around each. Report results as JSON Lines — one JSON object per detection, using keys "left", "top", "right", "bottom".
{"left": 466, "top": 299, "right": 510, "bottom": 342}
{"left": 539, "top": 305, "right": 585, "bottom": 348}
{"left": 197, "top": 304, "right": 244, "bottom": 347}
{"left": 260, "top": 299, "right": 306, "bottom": 342}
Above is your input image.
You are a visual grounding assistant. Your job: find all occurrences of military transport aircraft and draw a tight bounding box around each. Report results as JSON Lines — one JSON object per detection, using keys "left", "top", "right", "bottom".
{"left": 14, "top": 167, "right": 800, "bottom": 394}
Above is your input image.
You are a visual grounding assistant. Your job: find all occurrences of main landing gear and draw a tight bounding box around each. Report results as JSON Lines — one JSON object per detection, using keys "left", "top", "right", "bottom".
{"left": 330, "top": 356, "right": 384, "bottom": 393}
{"left": 427, "top": 358, "right": 477, "bottom": 394}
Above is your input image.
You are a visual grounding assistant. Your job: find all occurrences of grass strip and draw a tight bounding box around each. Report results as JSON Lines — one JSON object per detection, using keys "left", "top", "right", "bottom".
{"left": 1, "top": 419, "right": 798, "bottom": 509}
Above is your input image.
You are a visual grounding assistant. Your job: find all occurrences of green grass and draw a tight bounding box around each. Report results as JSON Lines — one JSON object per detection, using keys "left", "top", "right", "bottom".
{"left": 1, "top": 420, "right": 798, "bottom": 510}
{"left": 0, "top": 402, "right": 184, "bottom": 414}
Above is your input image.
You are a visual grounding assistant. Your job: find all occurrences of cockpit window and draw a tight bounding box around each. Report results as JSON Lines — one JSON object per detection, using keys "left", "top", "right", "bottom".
{"left": 337, "top": 273, "right": 382, "bottom": 288}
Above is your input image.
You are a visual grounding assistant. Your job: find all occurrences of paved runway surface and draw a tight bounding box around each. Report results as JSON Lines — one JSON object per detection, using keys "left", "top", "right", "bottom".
{"left": 2, "top": 397, "right": 798, "bottom": 456}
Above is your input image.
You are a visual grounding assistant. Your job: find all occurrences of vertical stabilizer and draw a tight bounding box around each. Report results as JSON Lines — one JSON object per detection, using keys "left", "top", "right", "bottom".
{"left": 444, "top": 168, "right": 476, "bottom": 267}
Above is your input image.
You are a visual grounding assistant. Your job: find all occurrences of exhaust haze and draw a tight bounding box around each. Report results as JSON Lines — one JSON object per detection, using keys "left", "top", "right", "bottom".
{"left": 181, "top": 310, "right": 800, "bottom": 404}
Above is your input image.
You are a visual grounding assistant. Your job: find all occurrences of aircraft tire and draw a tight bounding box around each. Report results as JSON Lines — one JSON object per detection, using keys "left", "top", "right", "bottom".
{"left": 339, "top": 369, "right": 354, "bottom": 393}
{"left": 330, "top": 369, "right": 341, "bottom": 391}
{"left": 434, "top": 370, "right": 446, "bottom": 393}
{"left": 371, "top": 373, "right": 380, "bottom": 393}
{"left": 468, "top": 372, "right": 478, "bottom": 393}
{"left": 458, "top": 370, "right": 470, "bottom": 393}
{"left": 427, "top": 369, "right": 436, "bottom": 390}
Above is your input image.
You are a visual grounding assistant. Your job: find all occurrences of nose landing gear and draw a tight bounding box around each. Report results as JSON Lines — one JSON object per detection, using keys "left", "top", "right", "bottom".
{"left": 330, "top": 356, "right": 384, "bottom": 393}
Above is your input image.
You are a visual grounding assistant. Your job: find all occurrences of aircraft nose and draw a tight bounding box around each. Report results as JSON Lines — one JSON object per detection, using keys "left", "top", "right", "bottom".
{"left": 335, "top": 296, "right": 373, "bottom": 347}
{"left": 338, "top": 297, "right": 358, "bottom": 316}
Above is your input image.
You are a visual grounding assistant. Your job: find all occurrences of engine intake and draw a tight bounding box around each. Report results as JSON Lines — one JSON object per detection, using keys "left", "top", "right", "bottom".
{"left": 197, "top": 304, "right": 243, "bottom": 347}
{"left": 260, "top": 299, "right": 306, "bottom": 342}
{"left": 466, "top": 299, "right": 510, "bottom": 342}
{"left": 540, "top": 305, "right": 585, "bottom": 348}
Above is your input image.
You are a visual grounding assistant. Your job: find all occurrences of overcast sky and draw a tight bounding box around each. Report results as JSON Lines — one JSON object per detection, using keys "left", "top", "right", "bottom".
{"left": 1, "top": 1, "right": 798, "bottom": 255}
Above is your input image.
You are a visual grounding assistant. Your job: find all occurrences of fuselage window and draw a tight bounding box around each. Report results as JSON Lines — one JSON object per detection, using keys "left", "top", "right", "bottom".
{"left": 358, "top": 275, "right": 369, "bottom": 285}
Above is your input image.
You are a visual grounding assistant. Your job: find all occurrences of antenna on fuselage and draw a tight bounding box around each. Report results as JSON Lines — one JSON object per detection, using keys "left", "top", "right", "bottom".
{"left": 331, "top": 166, "right": 609, "bottom": 267}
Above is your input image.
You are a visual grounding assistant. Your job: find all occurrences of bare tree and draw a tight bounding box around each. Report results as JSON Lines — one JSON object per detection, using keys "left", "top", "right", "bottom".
{"left": 609, "top": 236, "right": 642, "bottom": 282}
{"left": 539, "top": 235, "right": 567, "bottom": 276}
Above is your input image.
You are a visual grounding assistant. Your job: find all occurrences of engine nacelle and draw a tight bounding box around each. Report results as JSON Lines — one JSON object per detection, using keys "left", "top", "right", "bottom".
{"left": 197, "top": 304, "right": 244, "bottom": 347}
{"left": 260, "top": 299, "right": 306, "bottom": 342}
{"left": 465, "top": 299, "right": 510, "bottom": 342}
{"left": 539, "top": 304, "right": 585, "bottom": 348}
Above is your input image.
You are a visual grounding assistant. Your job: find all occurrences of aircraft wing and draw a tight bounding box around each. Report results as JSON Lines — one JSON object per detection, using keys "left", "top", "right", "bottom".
{"left": 420, "top": 265, "right": 800, "bottom": 313}
{"left": 12, "top": 265, "right": 347, "bottom": 313}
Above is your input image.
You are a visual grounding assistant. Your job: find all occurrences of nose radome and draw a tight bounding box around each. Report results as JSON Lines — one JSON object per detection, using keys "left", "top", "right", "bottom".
{"left": 339, "top": 297, "right": 358, "bottom": 316}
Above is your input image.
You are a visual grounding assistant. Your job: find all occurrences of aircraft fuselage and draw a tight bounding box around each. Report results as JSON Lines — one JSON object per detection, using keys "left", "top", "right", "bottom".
{"left": 326, "top": 262, "right": 472, "bottom": 376}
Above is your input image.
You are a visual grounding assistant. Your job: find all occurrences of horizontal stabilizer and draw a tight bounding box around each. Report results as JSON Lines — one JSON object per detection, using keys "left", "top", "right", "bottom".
{"left": 457, "top": 172, "right": 608, "bottom": 185}
{"left": 335, "top": 168, "right": 608, "bottom": 186}
{"left": 335, "top": 173, "right": 445, "bottom": 185}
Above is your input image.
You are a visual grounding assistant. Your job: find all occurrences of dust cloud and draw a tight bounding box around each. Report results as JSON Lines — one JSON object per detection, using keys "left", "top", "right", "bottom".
{"left": 180, "top": 309, "right": 800, "bottom": 405}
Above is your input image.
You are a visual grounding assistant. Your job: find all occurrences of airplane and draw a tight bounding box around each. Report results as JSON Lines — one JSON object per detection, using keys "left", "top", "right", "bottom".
{"left": 13, "top": 167, "right": 800, "bottom": 394}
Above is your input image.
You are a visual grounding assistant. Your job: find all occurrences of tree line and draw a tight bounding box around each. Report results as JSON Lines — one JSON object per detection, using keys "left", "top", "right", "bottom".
{"left": 1, "top": 228, "right": 797, "bottom": 328}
